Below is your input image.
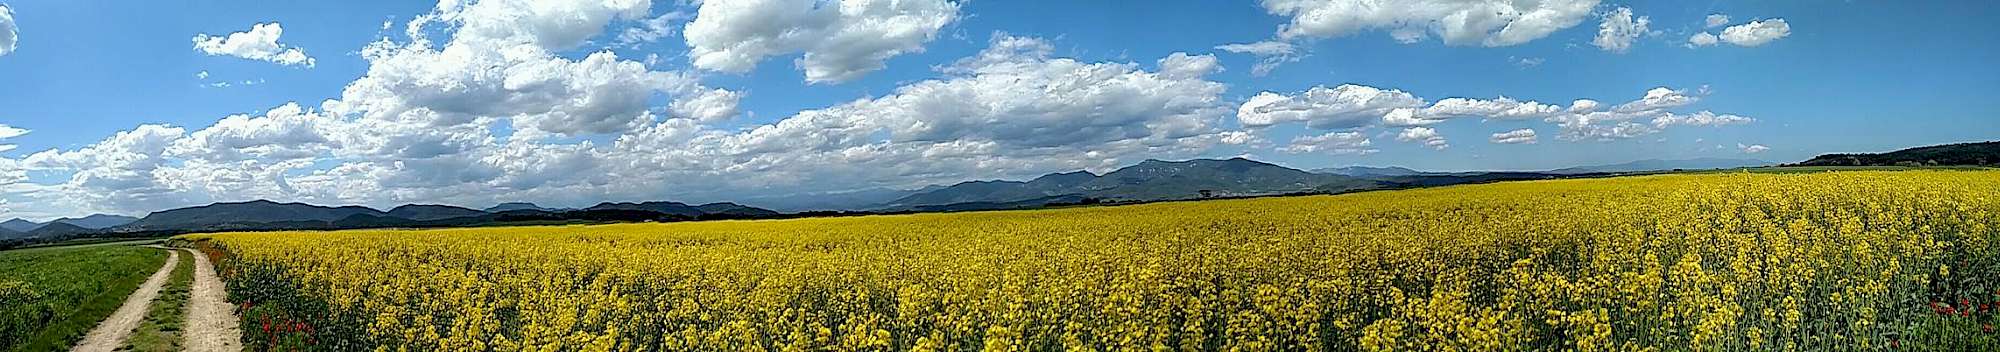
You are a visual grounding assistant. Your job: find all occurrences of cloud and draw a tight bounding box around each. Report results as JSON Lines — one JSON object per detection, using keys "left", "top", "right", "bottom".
{"left": 684, "top": 0, "right": 961, "bottom": 84}
{"left": 1705, "top": 14, "right": 1731, "bottom": 28}
{"left": 20, "top": 125, "right": 193, "bottom": 213}
{"left": 1239, "top": 84, "right": 1753, "bottom": 143}
{"left": 192, "top": 22, "right": 316, "bottom": 68}
{"left": 1739, "top": 143, "right": 1769, "bottom": 154}
{"left": 1157, "top": 52, "right": 1221, "bottom": 79}
{"left": 327, "top": 0, "right": 737, "bottom": 139}
{"left": 1217, "top": 131, "right": 1265, "bottom": 147}
{"left": 1719, "top": 19, "right": 1790, "bottom": 47}
{"left": 1258, "top": 0, "right": 1598, "bottom": 47}
{"left": 1548, "top": 87, "right": 1750, "bottom": 141}
{"left": 1237, "top": 84, "right": 1425, "bottom": 129}
{"left": 0, "top": 124, "right": 25, "bottom": 153}
{"left": 1592, "top": 7, "right": 1649, "bottom": 54}
{"left": 1409, "top": 97, "right": 1563, "bottom": 123}
{"left": 0, "top": 5, "right": 15, "bottom": 57}
{"left": 1396, "top": 127, "right": 1448, "bottom": 150}
{"left": 0, "top": 124, "right": 25, "bottom": 140}
{"left": 616, "top": 11, "right": 685, "bottom": 47}
{"left": 1214, "top": 41, "right": 1295, "bottom": 56}
{"left": 1489, "top": 128, "right": 1538, "bottom": 144}
{"left": 1215, "top": 41, "right": 1300, "bottom": 76}
{"left": 1510, "top": 56, "right": 1544, "bottom": 68}
{"left": 1687, "top": 32, "right": 1719, "bottom": 47}
{"left": 15, "top": 27, "right": 1237, "bottom": 216}
{"left": 1279, "top": 131, "right": 1374, "bottom": 155}
{"left": 1651, "top": 111, "right": 1754, "bottom": 128}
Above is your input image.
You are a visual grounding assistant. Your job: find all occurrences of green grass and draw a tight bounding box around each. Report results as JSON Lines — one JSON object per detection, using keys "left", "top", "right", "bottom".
{"left": 121, "top": 250, "right": 194, "bottom": 352}
{"left": 0, "top": 245, "right": 168, "bottom": 351}
{"left": 1, "top": 238, "right": 164, "bottom": 252}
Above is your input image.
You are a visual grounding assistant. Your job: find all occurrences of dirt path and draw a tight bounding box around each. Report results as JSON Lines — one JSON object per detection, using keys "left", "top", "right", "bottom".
{"left": 69, "top": 249, "right": 179, "bottom": 352}
{"left": 183, "top": 248, "right": 243, "bottom": 352}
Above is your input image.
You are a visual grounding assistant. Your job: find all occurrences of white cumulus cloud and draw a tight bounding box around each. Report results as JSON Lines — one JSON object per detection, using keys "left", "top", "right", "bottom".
{"left": 0, "top": 4, "right": 15, "bottom": 57}
{"left": 192, "top": 22, "right": 316, "bottom": 68}
{"left": 1687, "top": 31, "right": 1719, "bottom": 47}
{"left": 1719, "top": 19, "right": 1790, "bottom": 47}
{"left": 1238, "top": 84, "right": 1425, "bottom": 130}
{"left": 1279, "top": 131, "right": 1374, "bottom": 155}
{"left": 1238, "top": 84, "right": 1754, "bottom": 144}
{"left": 0, "top": 124, "right": 25, "bottom": 140}
{"left": 1592, "top": 7, "right": 1649, "bottom": 54}
{"left": 0, "top": 124, "right": 25, "bottom": 153}
{"left": 1489, "top": 128, "right": 1538, "bottom": 144}
{"left": 1396, "top": 127, "right": 1448, "bottom": 150}
{"left": 11, "top": 27, "right": 1241, "bottom": 217}
{"left": 1215, "top": 40, "right": 1300, "bottom": 76}
{"left": 684, "top": 0, "right": 960, "bottom": 84}
{"left": 1704, "top": 14, "right": 1731, "bottom": 28}
{"left": 1739, "top": 143, "right": 1769, "bottom": 154}
{"left": 1259, "top": 0, "right": 1599, "bottom": 47}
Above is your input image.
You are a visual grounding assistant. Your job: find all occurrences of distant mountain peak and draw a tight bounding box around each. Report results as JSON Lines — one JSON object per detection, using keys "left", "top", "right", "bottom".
{"left": 386, "top": 204, "right": 487, "bottom": 221}
{"left": 52, "top": 214, "right": 139, "bottom": 229}
{"left": 485, "top": 202, "right": 551, "bottom": 212}
{"left": 885, "top": 157, "right": 1380, "bottom": 210}
{"left": 1313, "top": 166, "right": 1425, "bottom": 177}
{"left": 0, "top": 218, "right": 41, "bottom": 232}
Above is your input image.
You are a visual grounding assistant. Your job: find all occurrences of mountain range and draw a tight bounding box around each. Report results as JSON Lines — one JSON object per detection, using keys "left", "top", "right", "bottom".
{"left": 1546, "top": 158, "right": 1772, "bottom": 174}
{"left": 107, "top": 200, "right": 786, "bottom": 234}
{"left": 879, "top": 158, "right": 1384, "bottom": 211}
{"left": 0, "top": 215, "right": 143, "bottom": 239}
{"left": 6, "top": 142, "right": 1987, "bottom": 248}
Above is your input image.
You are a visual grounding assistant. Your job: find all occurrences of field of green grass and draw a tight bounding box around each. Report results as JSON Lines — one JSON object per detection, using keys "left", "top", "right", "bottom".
{"left": 0, "top": 244, "right": 167, "bottom": 351}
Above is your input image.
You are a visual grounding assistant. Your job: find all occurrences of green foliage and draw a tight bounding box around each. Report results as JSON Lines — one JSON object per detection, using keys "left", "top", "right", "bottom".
{"left": 0, "top": 245, "right": 168, "bottom": 351}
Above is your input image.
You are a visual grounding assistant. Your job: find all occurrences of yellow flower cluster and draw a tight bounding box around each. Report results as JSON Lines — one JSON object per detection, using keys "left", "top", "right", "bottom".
{"left": 183, "top": 171, "right": 2000, "bottom": 351}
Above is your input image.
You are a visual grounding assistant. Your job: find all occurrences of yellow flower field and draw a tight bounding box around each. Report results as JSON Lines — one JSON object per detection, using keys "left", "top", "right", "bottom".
{"left": 183, "top": 171, "right": 2000, "bottom": 351}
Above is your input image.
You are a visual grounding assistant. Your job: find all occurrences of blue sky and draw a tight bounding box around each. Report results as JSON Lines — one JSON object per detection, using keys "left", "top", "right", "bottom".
{"left": 0, "top": 0, "right": 1995, "bottom": 219}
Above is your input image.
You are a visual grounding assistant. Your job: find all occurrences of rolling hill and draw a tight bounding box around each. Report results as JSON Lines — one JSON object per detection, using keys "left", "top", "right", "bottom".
{"left": 120, "top": 200, "right": 385, "bottom": 231}
{"left": 0, "top": 218, "right": 40, "bottom": 233}
{"left": 484, "top": 202, "right": 555, "bottom": 212}
{"left": 387, "top": 205, "right": 489, "bottom": 221}
{"left": 50, "top": 214, "right": 139, "bottom": 229}
{"left": 1546, "top": 158, "right": 1771, "bottom": 174}
{"left": 1311, "top": 166, "right": 1428, "bottom": 177}
{"left": 1793, "top": 141, "right": 2000, "bottom": 167}
{"left": 883, "top": 158, "right": 1383, "bottom": 210}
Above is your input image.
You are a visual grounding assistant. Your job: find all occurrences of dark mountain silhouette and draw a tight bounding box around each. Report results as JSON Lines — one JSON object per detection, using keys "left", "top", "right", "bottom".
{"left": 484, "top": 202, "right": 553, "bottom": 212}
{"left": 1312, "top": 166, "right": 1427, "bottom": 177}
{"left": 50, "top": 214, "right": 139, "bottom": 229}
{"left": 1547, "top": 158, "right": 1770, "bottom": 174}
{"left": 693, "top": 203, "right": 782, "bottom": 218}
{"left": 884, "top": 158, "right": 1382, "bottom": 210}
{"left": 0, "top": 228, "right": 22, "bottom": 240}
{"left": 1793, "top": 141, "right": 2000, "bottom": 167}
{"left": 584, "top": 201, "right": 706, "bottom": 217}
{"left": 733, "top": 187, "right": 918, "bottom": 212}
{"left": 0, "top": 218, "right": 40, "bottom": 232}
{"left": 120, "top": 200, "right": 387, "bottom": 231}
{"left": 387, "top": 204, "right": 488, "bottom": 221}
{"left": 10, "top": 222, "right": 94, "bottom": 239}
